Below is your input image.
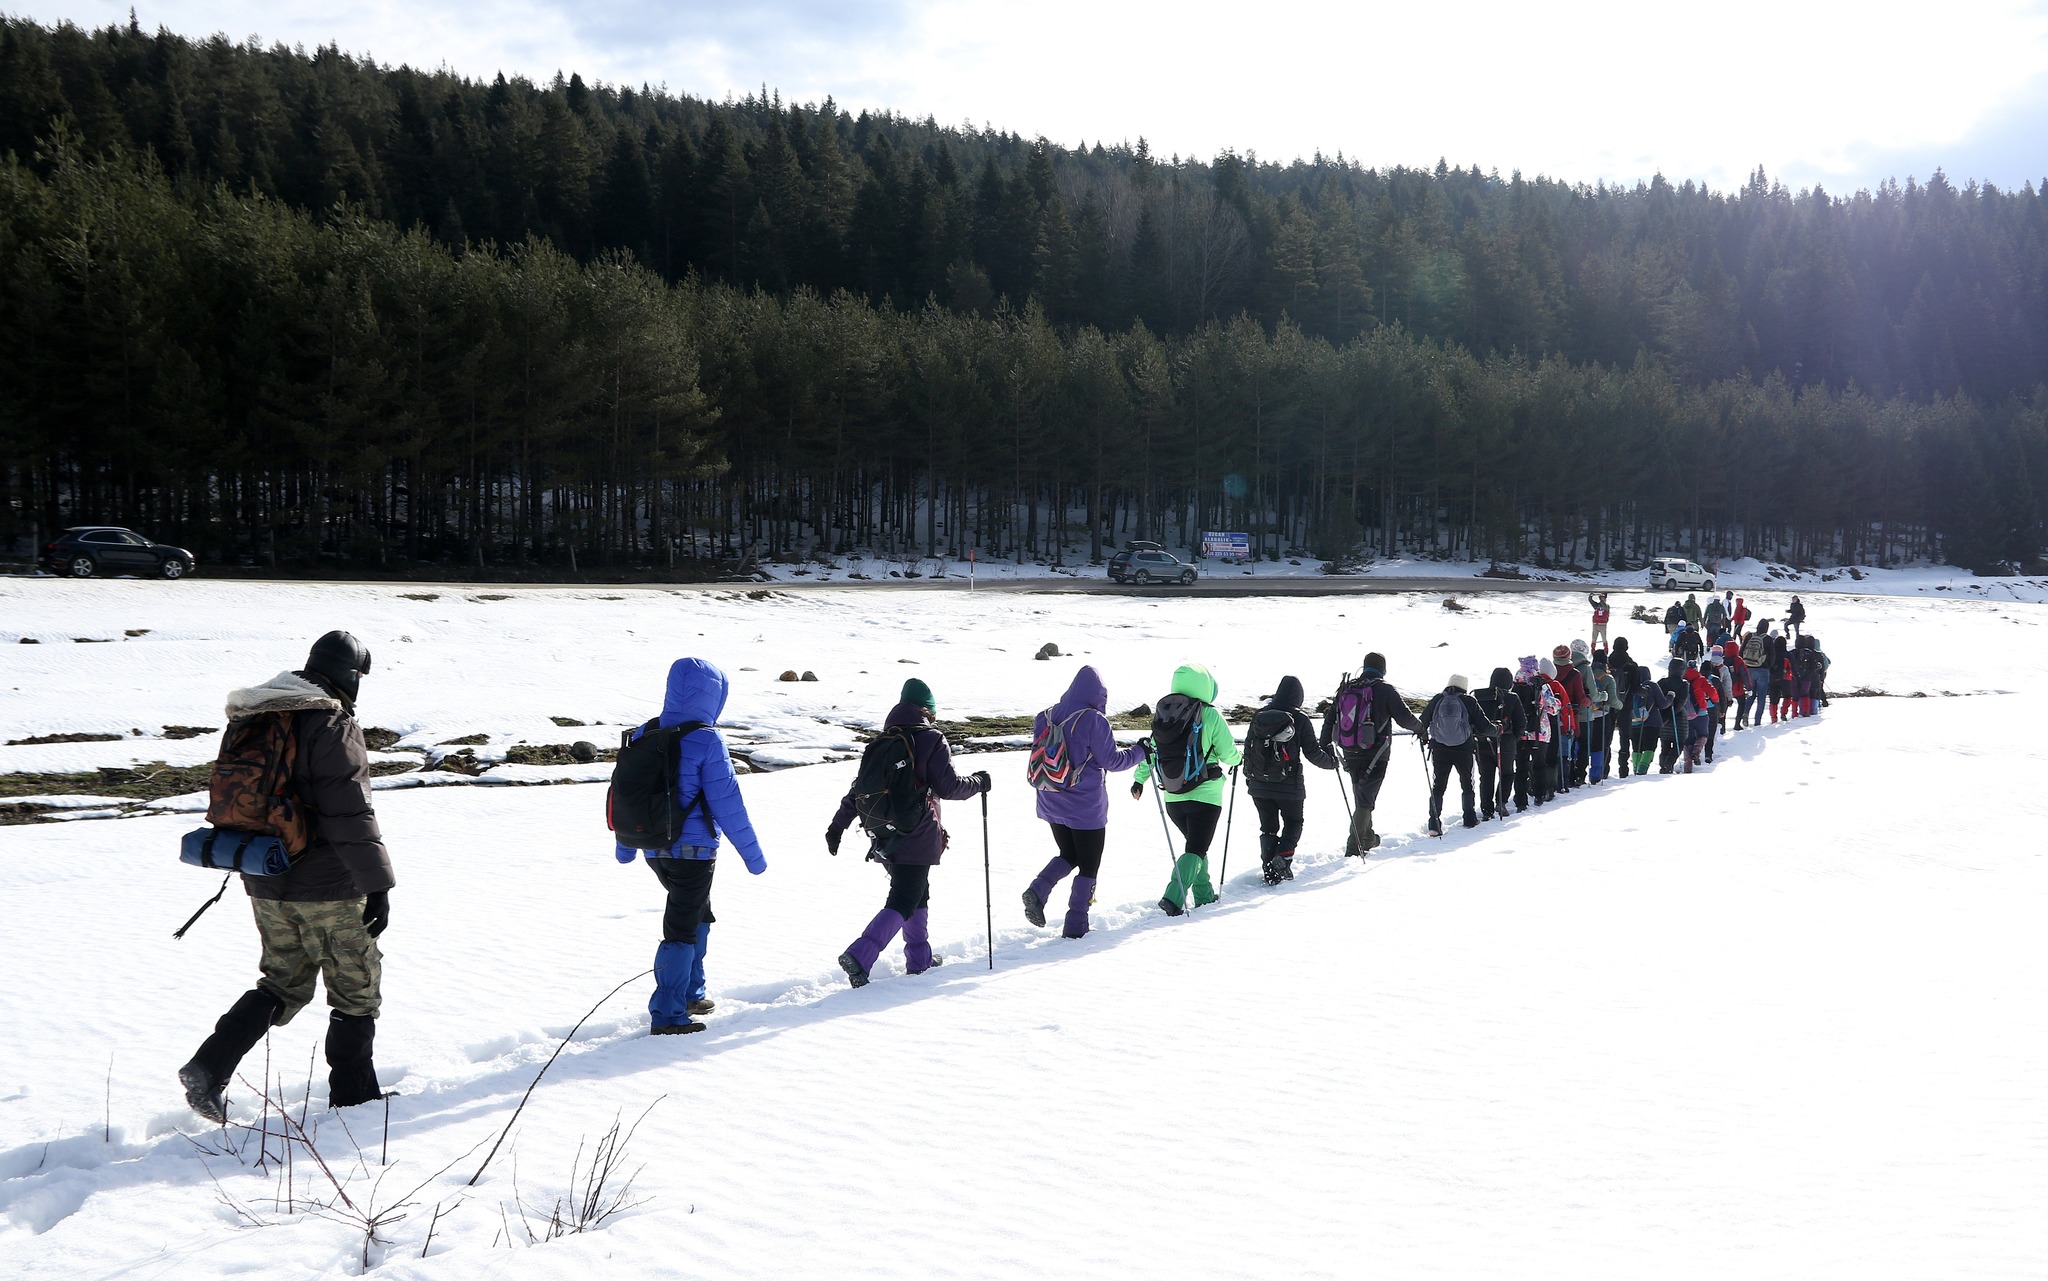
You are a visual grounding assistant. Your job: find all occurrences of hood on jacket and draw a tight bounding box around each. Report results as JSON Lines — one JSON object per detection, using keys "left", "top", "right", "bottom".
{"left": 1169, "top": 663, "right": 1219, "bottom": 704}
{"left": 1053, "top": 665, "right": 1109, "bottom": 719}
{"left": 884, "top": 701, "right": 935, "bottom": 730}
{"left": 1570, "top": 639, "right": 1591, "bottom": 662}
{"left": 226, "top": 671, "right": 344, "bottom": 720}
{"left": 1613, "top": 636, "right": 1631, "bottom": 655}
{"left": 1538, "top": 657, "right": 1557, "bottom": 678}
{"left": 1517, "top": 655, "right": 1538, "bottom": 682}
{"left": 1667, "top": 659, "right": 1687, "bottom": 679}
{"left": 1490, "top": 666, "right": 1514, "bottom": 691}
{"left": 661, "top": 657, "right": 731, "bottom": 728}
{"left": 1269, "top": 675, "right": 1305, "bottom": 710}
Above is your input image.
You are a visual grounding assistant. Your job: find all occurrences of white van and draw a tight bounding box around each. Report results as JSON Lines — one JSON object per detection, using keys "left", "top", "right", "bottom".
{"left": 1649, "top": 557, "right": 1714, "bottom": 591}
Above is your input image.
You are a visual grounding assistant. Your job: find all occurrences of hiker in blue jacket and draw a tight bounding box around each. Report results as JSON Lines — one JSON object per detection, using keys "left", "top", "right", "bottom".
{"left": 615, "top": 658, "right": 767, "bottom": 1036}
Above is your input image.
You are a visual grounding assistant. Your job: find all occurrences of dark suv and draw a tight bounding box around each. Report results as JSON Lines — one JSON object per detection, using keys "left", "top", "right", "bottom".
{"left": 1108, "top": 544, "right": 1197, "bottom": 586}
{"left": 40, "top": 527, "right": 197, "bottom": 579}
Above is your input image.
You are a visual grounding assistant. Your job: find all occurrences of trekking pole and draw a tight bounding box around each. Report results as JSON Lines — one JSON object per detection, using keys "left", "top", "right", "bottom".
{"left": 1217, "top": 766, "right": 1238, "bottom": 893}
{"left": 980, "top": 792, "right": 993, "bottom": 971}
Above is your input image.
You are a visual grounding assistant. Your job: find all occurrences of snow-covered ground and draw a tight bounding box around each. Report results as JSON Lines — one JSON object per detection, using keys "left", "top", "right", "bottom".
{"left": 2, "top": 579, "right": 2045, "bottom": 1278}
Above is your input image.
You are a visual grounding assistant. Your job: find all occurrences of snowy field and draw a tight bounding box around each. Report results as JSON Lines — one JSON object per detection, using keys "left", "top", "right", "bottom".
{"left": 2, "top": 578, "right": 2046, "bottom": 1278}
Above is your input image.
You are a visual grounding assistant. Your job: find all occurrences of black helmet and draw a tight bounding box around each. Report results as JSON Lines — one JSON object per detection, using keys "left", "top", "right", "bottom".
{"left": 305, "top": 630, "right": 373, "bottom": 704}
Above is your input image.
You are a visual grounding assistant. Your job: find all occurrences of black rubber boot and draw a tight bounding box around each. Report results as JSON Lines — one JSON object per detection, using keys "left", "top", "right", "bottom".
{"left": 180, "top": 987, "right": 285, "bottom": 1124}
{"left": 325, "top": 1011, "right": 383, "bottom": 1108}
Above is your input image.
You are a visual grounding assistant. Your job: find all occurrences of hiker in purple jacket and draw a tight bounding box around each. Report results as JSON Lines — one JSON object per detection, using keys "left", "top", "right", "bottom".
{"left": 1020, "top": 666, "right": 1150, "bottom": 939}
{"left": 826, "top": 678, "right": 989, "bottom": 987}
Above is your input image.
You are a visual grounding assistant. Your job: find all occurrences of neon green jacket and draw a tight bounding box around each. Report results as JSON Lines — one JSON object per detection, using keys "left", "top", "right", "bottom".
{"left": 1133, "top": 663, "right": 1242, "bottom": 806}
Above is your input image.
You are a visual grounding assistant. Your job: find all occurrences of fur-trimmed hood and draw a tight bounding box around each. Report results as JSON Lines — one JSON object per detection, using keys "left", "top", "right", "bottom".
{"left": 226, "top": 671, "right": 343, "bottom": 719}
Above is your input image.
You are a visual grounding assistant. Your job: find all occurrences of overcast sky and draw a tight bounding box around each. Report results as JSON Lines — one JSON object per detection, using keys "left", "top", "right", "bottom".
{"left": 26, "top": 0, "right": 2048, "bottom": 194}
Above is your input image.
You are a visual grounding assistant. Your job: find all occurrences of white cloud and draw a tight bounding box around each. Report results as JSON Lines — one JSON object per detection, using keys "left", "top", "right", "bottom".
{"left": 34, "top": 0, "right": 2048, "bottom": 191}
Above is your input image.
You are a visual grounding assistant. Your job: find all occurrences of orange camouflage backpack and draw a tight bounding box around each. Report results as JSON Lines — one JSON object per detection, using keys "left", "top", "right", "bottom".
{"left": 204, "top": 712, "right": 312, "bottom": 855}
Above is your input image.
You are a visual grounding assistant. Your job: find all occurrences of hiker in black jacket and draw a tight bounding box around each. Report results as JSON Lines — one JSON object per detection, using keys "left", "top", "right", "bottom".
{"left": 1242, "top": 675, "right": 1339, "bottom": 884}
{"left": 1419, "top": 675, "right": 1501, "bottom": 835}
{"left": 180, "top": 631, "right": 394, "bottom": 1125}
{"left": 1319, "top": 652, "right": 1425, "bottom": 855}
{"left": 1471, "top": 667, "right": 1525, "bottom": 821}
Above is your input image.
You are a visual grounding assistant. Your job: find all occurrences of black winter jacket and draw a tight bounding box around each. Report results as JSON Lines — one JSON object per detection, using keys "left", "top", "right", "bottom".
{"left": 224, "top": 670, "right": 394, "bottom": 903}
{"left": 1244, "top": 676, "right": 1339, "bottom": 800}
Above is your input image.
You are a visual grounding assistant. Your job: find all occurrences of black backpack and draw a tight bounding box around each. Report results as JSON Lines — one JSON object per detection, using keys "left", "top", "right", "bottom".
{"left": 850, "top": 727, "right": 926, "bottom": 849}
{"left": 608, "top": 719, "right": 710, "bottom": 850}
{"left": 1241, "top": 707, "right": 1299, "bottom": 785}
{"left": 1150, "top": 694, "right": 1208, "bottom": 794}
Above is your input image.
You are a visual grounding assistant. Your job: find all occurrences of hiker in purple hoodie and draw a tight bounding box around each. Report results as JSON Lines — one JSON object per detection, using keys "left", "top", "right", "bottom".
{"left": 826, "top": 678, "right": 989, "bottom": 987}
{"left": 1020, "top": 666, "right": 1150, "bottom": 938}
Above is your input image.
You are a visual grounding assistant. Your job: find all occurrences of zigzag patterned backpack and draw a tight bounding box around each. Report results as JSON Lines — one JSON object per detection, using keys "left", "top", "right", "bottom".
{"left": 1026, "top": 709, "right": 1085, "bottom": 790}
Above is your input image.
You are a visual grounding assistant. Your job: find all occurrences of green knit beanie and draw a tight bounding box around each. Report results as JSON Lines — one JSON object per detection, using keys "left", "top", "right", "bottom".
{"left": 900, "top": 677, "right": 935, "bottom": 715}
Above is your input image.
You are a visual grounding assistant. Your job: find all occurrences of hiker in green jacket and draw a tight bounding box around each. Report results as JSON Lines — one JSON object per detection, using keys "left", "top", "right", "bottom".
{"left": 1130, "top": 663, "right": 1243, "bottom": 916}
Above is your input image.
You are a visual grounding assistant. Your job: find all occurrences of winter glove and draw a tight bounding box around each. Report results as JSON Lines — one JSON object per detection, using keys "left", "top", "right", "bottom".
{"left": 826, "top": 827, "right": 843, "bottom": 856}
{"left": 1136, "top": 736, "right": 1154, "bottom": 756}
{"left": 361, "top": 891, "right": 390, "bottom": 939}
{"left": 969, "top": 770, "right": 992, "bottom": 794}
{"left": 614, "top": 846, "right": 636, "bottom": 864}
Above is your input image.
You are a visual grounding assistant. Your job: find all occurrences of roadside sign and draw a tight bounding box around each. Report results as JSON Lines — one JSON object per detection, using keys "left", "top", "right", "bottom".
{"left": 1201, "top": 531, "right": 1251, "bottom": 561}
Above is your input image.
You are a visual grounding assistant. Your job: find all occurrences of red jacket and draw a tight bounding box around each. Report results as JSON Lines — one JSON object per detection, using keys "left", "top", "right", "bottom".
{"left": 1684, "top": 670, "right": 1718, "bottom": 713}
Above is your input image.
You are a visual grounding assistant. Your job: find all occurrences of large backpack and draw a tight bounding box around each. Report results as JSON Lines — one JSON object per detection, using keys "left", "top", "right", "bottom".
{"left": 849, "top": 727, "right": 927, "bottom": 848}
{"left": 1741, "top": 633, "right": 1769, "bottom": 667}
{"left": 205, "top": 712, "right": 312, "bottom": 856}
{"left": 608, "top": 718, "right": 710, "bottom": 850}
{"left": 1428, "top": 693, "right": 1472, "bottom": 747}
{"left": 1241, "top": 708, "right": 1299, "bottom": 785}
{"left": 1330, "top": 677, "right": 1379, "bottom": 751}
{"left": 1793, "top": 645, "right": 1819, "bottom": 680}
{"left": 1149, "top": 694, "right": 1208, "bottom": 794}
{"left": 1025, "top": 710, "right": 1085, "bottom": 791}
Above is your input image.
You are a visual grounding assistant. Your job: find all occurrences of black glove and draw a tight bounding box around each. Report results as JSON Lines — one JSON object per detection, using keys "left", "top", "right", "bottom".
{"left": 826, "top": 827, "right": 843, "bottom": 856}
{"left": 362, "top": 891, "right": 390, "bottom": 938}
{"left": 1203, "top": 762, "right": 1225, "bottom": 782}
{"left": 1136, "top": 736, "right": 1154, "bottom": 756}
{"left": 969, "top": 771, "right": 992, "bottom": 794}
{"left": 1130, "top": 781, "right": 1144, "bottom": 800}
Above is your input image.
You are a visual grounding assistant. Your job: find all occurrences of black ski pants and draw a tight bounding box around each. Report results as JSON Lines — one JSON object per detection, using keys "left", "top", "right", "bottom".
{"left": 1428, "top": 742, "right": 1477, "bottom": 823}
{"left": 882, "top": 862, "right": 933, "bottom": 917}
{"left": 1049, "top": 823, "right": 1107, "bottom": 878}
{"left": 648, "top": 856, "right": 716, "bottom": 946}
{"left": 1251, "top": 795, "right": 1304, "bottom": 855}
{"left": 1164, "top": 799, "right": 1223, "bottom": 856}
{"left": 1477, "top": 738, "right": 1515, "bottom": 815}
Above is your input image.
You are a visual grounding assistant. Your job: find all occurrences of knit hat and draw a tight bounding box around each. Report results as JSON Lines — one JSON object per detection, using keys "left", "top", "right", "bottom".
{"left": 1551, "top": 643, "right": 1571, "bottom": 661}
{"left": 1538, "top": 657, "right": 1557, "bottom": 678}
{"left": 900, "top": 677, "right": 936, "bottom": 715}
{"left": 1361, "top": 651, "right": 1387, "bottom": 679}
{"left": 1491, "top": 666, "right": 1514, "bottom": 690}
{"left": 1449, "top": 673, "right": 1470, "bottom": 691}
{"left": 1517, "top": 655, "right": 1538, "bottom": 682}
{"left": 1668, "top": 659, "right": 1686, "bottom": 679}
{"left": 1570, "top": 638, "right": 1591, "bottom": 662}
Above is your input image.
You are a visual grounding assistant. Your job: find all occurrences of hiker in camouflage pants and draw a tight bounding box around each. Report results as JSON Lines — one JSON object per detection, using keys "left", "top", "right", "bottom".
{"left": 180, "top": 632, "right": 396, "bottom": 1124}
{"left": 251, "top": 897, "right": 382, "bottom": 1021}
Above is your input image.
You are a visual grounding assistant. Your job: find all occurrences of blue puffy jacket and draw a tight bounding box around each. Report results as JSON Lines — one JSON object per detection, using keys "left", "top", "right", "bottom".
{"left": 613, "top": 658, "right": 767, "bottom": 872}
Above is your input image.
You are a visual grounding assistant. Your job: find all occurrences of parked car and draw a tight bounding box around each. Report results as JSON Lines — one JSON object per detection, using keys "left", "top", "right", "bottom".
{"left": 40, "top": 527, "right": 197, "bottom": 579}
{"left": 1108, "top": 544, "right": 1198, "bottom": 586}
{"left": 1648, "top": 556, "right": 1714, "bottom": 591}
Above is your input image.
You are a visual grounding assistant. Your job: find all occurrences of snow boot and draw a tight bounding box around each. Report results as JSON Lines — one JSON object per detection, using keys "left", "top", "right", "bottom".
{"left": 903, "top": 908, "right": 937, "bottom": 974}
{"left": 1589, "top": 750, "right": 1605, "bottom": 783}
{"left": 180, "top": 987, "right": 285, "bottom": 1123}
{"left": 1427, "top": 817, "right": 1445, "bottom": 837}
{"left": 839, "top": 908, "right": 906, "bottom": 987}
{"left": 1157, "top": 896, "right": 1185, "bottom": 917}
{"left": 1275, "top": 849, "right": 1295, "bottom": 881}
{"left": 325, "top": 1012, "right": 383, "bottom": 1109}
{"left": 651, "top": 1020, "right": 705, "bottom": 1035}
{"left": 650, "top": 938, "right": 699, "bottom": 1029}
{"left": 1462, "top": 810, "right": 1479, "bottom": 829}
{"left": 1062, "top": 875, "right": 1096, "bottom": 938}
{"left": 686, "top": 998, "right": 716, "bottom": 1016}
{"left": 1024, "top": 856, "right": 1071, "bottom": 928}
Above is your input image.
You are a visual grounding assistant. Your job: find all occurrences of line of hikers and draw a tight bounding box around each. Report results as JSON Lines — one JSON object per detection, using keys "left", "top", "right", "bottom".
{"left": 178, "top": 601, "right": 1832, "bottom": 1122}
